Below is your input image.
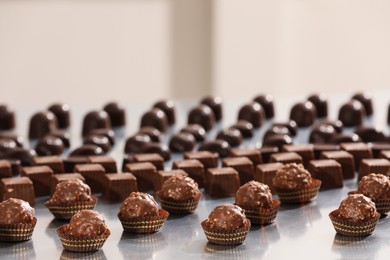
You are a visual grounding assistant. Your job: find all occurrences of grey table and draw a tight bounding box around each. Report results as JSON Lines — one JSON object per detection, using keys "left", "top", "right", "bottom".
{"left": 1, "top": 93, "right": 390, "bottom": 260}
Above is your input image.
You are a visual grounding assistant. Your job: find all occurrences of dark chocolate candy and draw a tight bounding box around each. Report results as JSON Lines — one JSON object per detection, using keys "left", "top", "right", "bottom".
{"left": 307, "top": 94, "right": 328, "bottom": 118}
{"left": 262, "top": 134, "right": 293, "bottom": 148}
{"left": 270, "top": 152, "right": 303, "bottom": 165}
{"left": 153, "top": 100, "right": 176, "bottom": 125}
{"left": 388, "top": 104, "right": 390, "bottom": 125}
{"left": 138, "top": 143, "right": 171, "bottom": 161}
{"left": 140, "top": 108, "right": 168, "bottom": 133}
{"left": 172, "top": 159, "right": 205, "bottom": 187}
{"left": 253, "top": 94, "right": 275, "bottom": 119}
{"left": 3, "top": 148, "right": 36, "bottom": 166}
{"left": 359, "top": 159, "right": 390, "bottom": 181}
{"left": 222, "top": 157, "right": 254, "bottom": 185}
{"left": 200, "top": 96, "right": 223, "bottom": 121}
{"left": 329, "top": 133, "right": 362, "bottom": 144}
{"left": 282, "top": 144, "right": 315, "bottom": 168}
{"left": 229, "top": 148, "right": 262, "bottom": 165}
{"left": 138, "top": 127, "right": 161, "bottom": 142}
{"left": 216, "top": 128, "right": 243, "bottom": 147}
{"left": 33, "top": 155, "right": 64, "bottom": 173}
{"left": 84, "top": 134, "right": 111, "bottom": 153}
{"left": 369, "top": 143, "right": 390, "bottom": 158}
{"left": 0, "top": 177, "right": 35, "bottom": 206}
{"left": 169, "top": 132, "right": 196, "bottom": 152}
{"left": 351, "top": 92, "right": 373, "bottom": 116}
{"left": 188, "top": 105, "right": 215, "bottom": 131}
{"left": 69, "top": 144, "right": 105, "bottom": 156}
{"left": 309, "top": 124, "right": 336, "bottom": 144}
{"left": 260, "top": 146, "right": 279, "bottom": 163}
{"left": 22, "top": 165, "right": 53, "bottom": 196}
{"left": 0, "top": 138, "right": 18, "bottom": 153}
{"left": 198, "top": 140, "right": 231, "bottom": 158}
{"left": 73, "top": 163, "right": 105, "bottom": 192}
{"left": 48, "top": 130, "right": 71, "bottom": 148}
{"left": 103, "top": 102, "right": 126, "bottom": 127}
{"left": 63, "top": 156, "right": 89, "bottom": 173}
{"left": 254, "top": 162, "right": 284, "bottom": 193}
{"left": 340, "top": 142, "right": 373, "bottom": 171}
{"left": 0, "top": 160, "right": 12, "bottom": 179}
{"left": 321, "top": 120, "right": 343, "bottom": 133}
{"left": 313, "top": 144, "right": 340, "bottom": 159}
{"left": 237, "top": 102, "right": 265, "bottom": 128}
{"left": 272, "top": 120, "right": 298, "bottom": 137}
{"left": 354, "top": 126, "right": 386, "bottom": 143}
{"left": 320, "top": 151, "right": 355, "bottom": 180}
{"left": 0, "top": 104, "right": 16, "bottom": 130}
{"left": 124, "top": 134, "right": 151, "bottom": 154}
{"left": 48, "top": 103, "right": 71, "bottom": 129}
{"left": 82, "top": 110, "right": 111, "bottom": 137}
{"left": 180, "top": 124, "right": 206, "bottom": 142}
{"left": 263, "top": 126, "right": 291, "bottom": 141}
{"left": 338, "top": 100, "right": 365, "bottom": 127}
{"left": 289, "top": 101, "right": 317, "bottom": 127}
{"left": 229, "top": 121, "right": 253, "bottom": 138}
{"left": 87, "top": 155, "right": 117, "bottom": 173}
{"left": 28, "top": 111, "right": 58, "bottom": 139}
{"left": 0, "top": 133, "right": 24, "bottom": 147}
{"left": 124, "top": 162, "right": 157, "bottom": 192}
{"left": 35, "top": 136, "right": 64, "bottom": 156}
{"left": 184, "top": 151, "right": 219, "bottom": 169}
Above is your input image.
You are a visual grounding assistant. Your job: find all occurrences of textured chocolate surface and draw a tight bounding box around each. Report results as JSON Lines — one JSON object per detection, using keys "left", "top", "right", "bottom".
{"left": 340, "top": 142, "right": 373, "bottom": 171}
{"left": 155, "top": 170, "right": 188, "bottom": 192}
{"left": 270, "top": 152, "right": 303, "bottom": 165}
{"left": 237, "top": 102, "right": 265, "bottom": 128}
{"left": 272, "top": 163, "right": 312, "bottom": 189}
{"left": 216, "top": 128, "right": 243, "bottom": 147}
{"left": 50, "top": 173, "right": 85, "bottom": 195}
{"left": 81, "top": 110, "right": 111, "bottom": 137}
{"left": 229, "top": 120, "right": 254, "bottom": 138}
{"left": 169, "top": 132, "right": 196, "bottom": 152}
{"left": 320, "top": 150, "right": 355, "bottom": 180}
{"left": 229, "top": 148, "right": 263, "bottom": 166}
{"left": 103, "top": 102, "right": 126, "bottom": 127}
{"left": 28, "top": 111, "right": 58, "bottom": 139}
{"left": 263, "top": 134, "right": 293, "bottom": 148}
{"left": 358, "top": 173, "right": 390, "bottom": 201}
{"left": 307, "top": 94, "right": 328, "bottom": 118}
{"left": 0, "top": 177, "right": 35, "bottom": 206}
{"left": 35, "top": 135, "right": 64, "bottom": 156}
{"left": 158, "top": 175, "right": 200, "bottom": 201}
{"left": 253, "top": 94, "right": 274, "bottom": 119}
{"left": 254, "top": 162, "right": 284, "bottom": 193}
{"left": 204, "top": 204, "right": 247, "bottom": 229}
{"left": 21, "top": 165, "right": 53, "bottom": 197}
{"left": 66, "top": 210, "right": 109, "bottom": 237}
{"left": 124, "top": 162, "right": 157, "bottom": 192}
{"left": 48, "top": 179, "right": 93, "bottom": 204}
{"left": 184, "top": 151, "right": 218, "bottom": 169}
{"left": 187, "top": 105, "right": 215, "bottom": 131}
{"left": 48, "top": 103, "right": 71, "bottom": 129}
{"left": 0, "top": 198, "right": 35, "bottom": 225}
{"left": 337, "top": 194, "right": 376, "bottom": 222}
{"left": 289, "top": 101, "right": 317, "bottom": 127}
{"left": 205, "top": 167, "right": 240, "bottom": 197}
{"left": 359, "top": 158, "right": 390, "bottom": 181}
{"left": 119, "top": 192, "right": 159, "bottom": 219}
{"left": 103, "top": 173, "right": 137, "bottom": 202}
{"left": 200, "top": 96, "right": 223, "bottom": 121}
{"left": 338, "top": 100, "right": 365, "bottom": 127}
{"left": 73, "top": 163, "right": 105, "bottom": 193}
{"left": 153, "top": 100, "right": 176, "bottom": 125}
{"left": 180, "top": 124, "right": 206, "bottom": 142}
{"left": 235, "top": 181, "right": 273, "bottom": 209}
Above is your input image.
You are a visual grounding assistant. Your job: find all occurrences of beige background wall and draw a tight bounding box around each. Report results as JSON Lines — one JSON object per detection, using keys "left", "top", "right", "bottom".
{"left": 1, "top": 0, "right": 389, "bottom": 106}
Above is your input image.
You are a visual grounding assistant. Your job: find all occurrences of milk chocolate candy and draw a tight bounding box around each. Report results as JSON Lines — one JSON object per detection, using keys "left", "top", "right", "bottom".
{"left": 124, "top": 162, "right": 157, "bottom": 192}
{"left": 74, "top": 163, "right": 106, "bottom": 193}
{"left": 188, "top": 105, "right": 215, "bottom": 131}
{"left": 198, "top": 140, "right": 231, "bottom": 158}
{"left": 289, "top": 101, "right": 317, "bottom": 127}
{"left": 355, "top": 127, "right": 386, "bottom": 143}
{"left": 140, "top": 108, "right": 168, "bottom": 133}
{"left": 270, "top": 152, "right": 303, "bottom": 165}
{"left": 184, "top": 151, "right": 218, "bottom": 169}
{"left": 369, "top": 143, "right": 390, "bottom": 158}
{"left": 154, "top": 169, "right": 188, "bottom": 192}
{"left": 169, "top": 132, "right": 196, "bottom": 152}
{"left": 205, "top": 167, "right": 240, "bottom": 198}
{"left": 216, "top": 129, "right": 243, "bottom": 147}
{"left": 0, "top": 160, "right": 12, "bottom": 179}
{"left": 307, "top": 160, "right": 343, "bottom": 190}
{"left": 229, "top": 121, "right": 253, "bottom": 138}
{"left": 254, "top": 163, "right": 284, "bottom": 193}
{"left": 222, "top": 157, "right": 254, "bottom": 185}
{"left": 21, "top": 166, "right": 53, "bottom": 196}
{"left": 48, "top": 103, "right": 71, "bottom": 129}
{"left": 0, "top": 104, "right": 15, "bottom": 130}
{"left": 307, "top": 94, "right": 328, "bottom": 118}
{"left": 35, "top": 136, "right": 64, "bottom": 156}
{"left": 237, "top": 102, "right": 265, "bottom": 128}
{"left": 320, "top": 151, "right": 355, "bottom": 179}
{"left": 340, "top": 142, "right": 373, "bottom": 171}
{"left": 180, "top": 124, "right": 206, "bottom": 142}
{"left": 103, "top": 102, "right": 126, "bottom": 127}
{"left": 282, "top": 144, "right": 315, "bottom": 168}
{"left": 352, "top": 92, "right": 373, "bottom": 116}
{"left": 133, "top": 153, "right": 164, "bottom": 171}
{"left": 28, "top": 111, "right": 58, "bottom": 139}
{"left": 153, "top": 100, "right": 176, "bottom": 125}
{"left": 63, "top": 156, "right": 89, "bottom": 173}
{"left": 138, "top": 127, "right": 161, "bottom": 142}
{"left": 200, "top": 96, "right": 223, "bottom": 121}
{"left": 313, "top": 144, "right": 340, "bottom": 159}
{"left": 253, "top": 94, "right": 275, "bottom": 119}
{"left": 338, "top": 100, "right": 365, "bottom": 127}
{"left": 103, "top": 173, "right": 137, "bottom": 202}
{"left": 82, "top": 110, "right": 111, "bottom": 137}
{"left": 229, "top": 148, "right": 263, "bottom": 165}
{"left": 84, "top": 134, "right": 111, "bottom": 153}
{"left": 359, "top": 159, "right": 390, "bottom": 181}
{"left": 172, "top": 159, "right": 205, "bottom": 187}
{"left": 0, "top": 177, "right": 35, "bottom": 206}
{"left": 33, "top": 156, "right": 64, "bottom": 173}
{"left": 87, "top": 156, "right": 117, "bottom": 173}
{"left": 260, "top": 146, "right": 279, "bottom": 163}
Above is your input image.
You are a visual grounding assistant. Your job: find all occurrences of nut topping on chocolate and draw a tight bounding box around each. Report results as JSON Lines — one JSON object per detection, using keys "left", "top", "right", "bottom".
{"left": 0, "top": 198, "right": 35, "bottom": 225}
{"left": 119, "top": 192, "right": 159, "bottom": 219}
{"left": 67, "top": 210, "right": 109, "bottom": 237}
{"left": 337, "top": 194, "right": 376, "bottom": 222}
{"left": 235, "top": 181, "right": 273, "bottom": 209}
{"left": 205, "top": 204, "right": 247, "bottom": 229}
{"left": 158, "top": 175, "right": 201, "bottom": 201}
{"left": 358, "top": 173, "right": 390, "bottom": 201}
{"left": 272, "top": 163, "right": 312, "bottom": 189}
{"left": 48, "top": 179, "right": 94, "bottom": 204}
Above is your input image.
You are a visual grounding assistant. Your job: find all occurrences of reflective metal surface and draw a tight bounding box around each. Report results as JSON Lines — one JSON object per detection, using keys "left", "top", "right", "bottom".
{"left": 1, "top": 94, "right": 390, "bottom": 259}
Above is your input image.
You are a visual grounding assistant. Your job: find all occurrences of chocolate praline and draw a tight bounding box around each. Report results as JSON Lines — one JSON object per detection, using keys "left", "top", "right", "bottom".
{"left": 262, "top": 134, "right": 293, "bottom": 148}
{"left": 204, "top": 204, "right": 247, "bottom": 229}
{"left": 200, "top": 96, "right": 223, "bottom": 121}
{"left": 69, "top": 144, "right": 104, "bottom": 156}
{"left": 84, "top": 135, "right": 111, "bottom": 153}
{"left": 88, "top": 129, "right": 115, "bottom": 146}
{"left": 263, "top": 126, "right": 291, "bottom": 141}
{"left": 352, "top": 92, "right": 373, "bottom": 116}
{"left": 329, "top": 133, "right": 362, "bottom": 144}
{"left": 320, "top": 120, "right": 343, "bottom": 133}
{"left": 198, "top": 140, "right": 231, "bottom": 158}
{"left": 180, "top": 124, "right": 206, "bottom": 142}
{"left": 354, "top": 127, "right": 386, "bottom": 143}
{"left": 35, "top": 135, "right": 65, "bottom": 156}
{"left": 216, "top": 129, "right": 243, "bottom": 147}
{"left": 289, "top": 101, "right": 317, "bottom": 127}
{"left": 153, "top": 100, "right": 176, "bottom": 125}
{"left": 138, "top": 142, "right": 171, "bottom": 161}
{"left": 307, "top": 94, "right": 328, "bottom": 118}
{"left": 48, "top": 179, "right": 94, "bottom": 204}
{"left": 338, "top": 100, "right": 365, "bottom": 127}
{"left": 357, "top": 173, "right": 390, "bottom": 201}
{"left": 0, "top": 133, "right": 24, "bottom": 147}
{"left": 272, "top": 163, "right": 312, "bottom": 189}
{"left": 66, "top": 210, "right": 109, "bottom": 237}
{"left": 82, "top": 110, "right": 111, "bottom": 137}
{"left": 103, "top": 102, "right": 126, "bottom": 127}
{"left": 3, "top": 148, "right": 36, "bottom": 166}
{"left": 0, "top": 198, "right": 35, "bottom": 225}
{"left": 169, "top": 132, "right": 196, "bottom": 152}
{"left": 309, "top": 124, "right": 336, "bottom": 144}
{"left": 0, "top": 138, "right": 18, "bottom": 153}
{"left": 157, "top": 175, "right": 201, "bottom": 201}
{"left": 119, "top": 192, "right": 159, "bottom": 219}
{"left": 235, "top": 181, "right": 273, "bottom": 209}
{"left": 253, "top": 94, "right": 275, "bottom": 119}
{"left": 124, "top": 134, "right": 151, "bottom": 154}
{"left": 48, "top": 130, "right": 71, "bottom": 148}
{"left": 272, "top": 120, "right": 298, "bottom": 137}
{"left": 138, "top": 127, "right": 161, "bottom": 142}
{"left": 237, "top": 102, "right": 266, "bottom": 128}
{"left": 337, "top": 194, "right": 376, "bottom": 222}
{"left": 0, "top": 104, "right": 16, "bottom": 130}
{"left": 48, "top": 103, "right": 71, "bottom": 129}
{"left": 229, "top": 121, "right": 254, "bottom": 138}
{"left": 188, "top": 105, "right": 215, "bottom": 131}
{"left": 140, "top": 108, "right": 169, "bottom": 133}
{"left": 29, "top": 111, "right": 58, "bottom": 139}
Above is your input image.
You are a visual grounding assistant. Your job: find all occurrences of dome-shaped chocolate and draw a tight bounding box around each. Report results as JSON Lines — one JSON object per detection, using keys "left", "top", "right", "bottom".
{"left": 289, "top": 101, "right": 317, "bottom": 127}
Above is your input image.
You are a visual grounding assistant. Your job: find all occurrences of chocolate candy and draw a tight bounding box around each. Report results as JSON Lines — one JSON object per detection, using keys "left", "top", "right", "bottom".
{"left": 88, "top": 129, "right": 115, "bottom": 146}
{"left": 69, "top": 144, "right": 105, "bottom": 156}
{"left": 87, "top": 156, "right": 117, "bottom": 173}
{"left": 200, "top": 96, "right": 223, "bottom": 121}
{"left": 198, "top": 140, "right": 231, "bottom": 158}
{"left": 355, "top": 126, "right": 386, "bottom": 143}
{"left": 229, "top": 148, "right": 263, "bottom": 165}
{"left": 369, "top": 143, "right": 390, "bottom": 158}
{"left": 66, "top": 210, "right": 109, "bottom": 237}
{"left": 133, "top": 153, "right": 164, "bottom": 171}
{"left": 263, "top": 134, "right": 293, "bottom": 148}
{"left": 272, "top": 120, "right": 298, "bottom": 137}
{"left": 359, "top": 159, "right": 390, "bottom": 181}
{"left": 329, "top": 133, "right": 362, "bottom": 144}
{"left": 0, "top": 177, "right": 35, "bottom": 206}
{"left": 82, "top": 110, "right": 111, "bottom": 137}
{"left": 103, "top": 102, "right": 126, "bottom": 127}
{"left": 320, "top": 151, "right": 355, "bottom": 180}
{"left": 103, "top": 173, "right": 137, "bottom": 202}
{"left": 153, "top": 100, "right": 176, "bottom": 125}
{"left": 340, "top": 142, "right": 373, "bottom": 171}
{"left": 119, "top": 192, "right": 159, "bottom": 218}
{"left": 157, "top": 175, "right": 200, "bottom": 201}
{"left": 321, "top": 120, "right": 343, "bottom": 133}
{"left": 73, "top": 163, "right": 105, "bottom": 192}
{"left": 313, "top": 144, "right": 340, "bottom": 159}
{"left": 84, "top": 134, "right": 111, "bottom": 153}
{"left": 337, "top": 194, "right": 376, "bottom": 222}
{"left": 50, "top": 173, "right": 85, "bottom": 195}
{"left": 172, "top": 159, "right": 205, "bottom": 187}
{"left": 216, "top": 129, "right": 243, "bottom": 147}
{"left": 0, "top": 133, "right": 24, "bottom": 147}
{"left": 260, "top": 146, "right": 279, "bottom": 163}
{"left": 263, "top": 126, "right": 291, "bottom": 141}
{"left": 0, "top": 138, "right": 18, "bottom": 153}
{"left": 35, "top": 136, "right": 65, "bottom": 156}
{"left": 22, "top": 166, "right": 53, "bottom": 196}
{"left": 0, "top": 160, "right": 12, "bottom": 178}
{"left": 229, "top": 121, "right": 253, "bottom": 138}
{"left": 124, "top": 162, "right": 157, "bottom": 192}
{"left": 254, "top": 163, "right": 284, "bottom": 193}
{"left": 140, "top": 108, "right": 168, "bottom": 133}
{"left": 309, "top": 124, "right": 336, "bottom": 144}
{"left": 48, "top": 103, "right": 71, "bottom": 129}
{"left": 124, "top": 134, "right": 151, "bottom": 154}
{"left": 63, "top": 156, "right": 89, "bottom": 173}
{"left": 358, "top": 173, "right": 390, "bottom": 201}
{"left": 180, "top": 124, "right": 206, "bottom": 142}
{"left": 237, "top": 102, "right": 265, "bottom": 128}
{"left": 307, "top": 94, "right": 328, "bottom": 118}
{"left": 48, "top": 130, "right": 71, "bottom": 148}
{"left": 169, "top": 132, "right": 196, "bottom": 152}
{"left": 33, "top": 156, "right": 64, "bottom": 173}
{"left": 235, "top": 180, "right": 273, "bottom": 208}
{"left": 352, "top": 92, "right": 373, "bottom": 116}
{"left": 184, "top": 151, "right": 218, "bottom": 169}
{"left": 307, "top": 159, "right": 343, "bottom": 190}
{"left": 222, "top": 157, "right": 254, "bottom": 185}
{"left": 3, "top": 148, "right": 36, "bottom": 166}
{"left": 138, "top": 143, "right": 171, "bottom": 161}
{"left": 272, "top": 163, "right": 312, "bottom": 189}
{"left": 253, "top": 94, "right": 275, "bottom": 119}
{"left": 138, "top": 127, "right": 161, "bottom": 142}
{"left": 154, "top": 170, "right": 188, "bottom": 192}
{"left": 289, "top": 101, "right": 317, "bottom": 127}
{"left": 203, "top": 204, "right": 247, "bottom": 229}
{"left": 28, "top": 111, "right": 58, "bottom": 139}
{"left": 205, "top": 168, "right": 240, "bottom": 198}
{"left": 188, "top": 105, "right": 215, "bottom": 131}
{"left": 48, "top": 179, "right": 93, "bottom": 204}
{"left": 338, "top": 100, "right": 365, "bottom": 127}
{"left": 282, "top": 144, "right": 315, "bottom": 168}
{"left": 0, "top": 198, "right": 35, "bottom": 225}
{"left": 0, "top": 104, "right": 15, "bottom": 130}
{"left": 270, "top": 152, "right": 303, "bottom": 165}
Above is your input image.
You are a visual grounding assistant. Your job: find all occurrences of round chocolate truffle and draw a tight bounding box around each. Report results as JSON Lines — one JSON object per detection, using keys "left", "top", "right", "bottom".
{"left": 198, "top": 140, "right": 231, "bottom": 158}
{"left": 204, "top": 204, "right": 247, "bottom": 229}
{"left": 69, "top": 144, "right": 104, "bottom": 156}
{"left": 138, "top": 142, "right": 171, "bottom": 161}
{"left": 158, "top": 175, "right": 201, "bottom": 201}
{"left": 180, "top": 124, "right": 206, "bottom": 142}
{"left": 153, "top": 100, "right": 176, "bottom": 125}
{"left": 29, "top": 111, "right": 58, "bottom": 139}
{"left": 253, "top": 94, "right": 275, "bottom": 119}
{"left": 0, "top": 104, "right": 15, "bottom": 130}
{"left": 337, "top": 194, "right": 376, "bottom": 222}
{"left": 235, "top": 181, "right": 273, "bottom": 209}
{"left": 124, "top": 133, "right": 151, "bottom": 154}
{"left": 35, "top": 135, "right": 65, "bottom": 156}
{"left": 48, "top": 103, "right": 71, "bottom": 129}
{"left": 307, "top": 94, "right": 328, "bottom": 118}
{"left": 273, "top": 163, "right": 312, "bottom": 190}
{"left": 200, "top": 96, "right": 223, "bottom": 121}
{"left": 103, "top": 102, "right": 126, "bottom": 127}
{"left": 309, "top": 123, "right": 336, "bottom": 144}
{"left": 216, "top": 128, "right": 243, "bottom": 147}
{"left": 49, "top": 179, "right": 94, "bottom": 204}
{"left": 355, "top": 126, "right": 386, "bottom": 143}
{"left": 289, "top": 101, "right": 317, "bottom": 127}
{"left": 358, "top": 174, "right": 390, "bottom": 201}
{"left": 352, "top": 92, "right": 373, "bottom": 116}
{"left": 188, "top": 105, "right": 215, "bottom": 131}
{"left": 237, "top": 102, "right": 266, "bottom": 128}
{"left": 169, "top": 132, "right": 196, "bottom": 152}
{"left": 138, "top": 127, "right": 161, "bottom": 142}
{"left": 229, "top": 120, "right": 254, "bottom": 138}
{"left": 119, "top": 192, "right": 159, "bottom": 219}
{"left": 140, "top": 108, "right": 169, "bottom": 133}
{"left": 0, "top": 198, "right": 35, "bottom": 225}
{"left": 84, "top": 135, "right": 111, "bottom": 153}
{"left": 338, "top": 100, "right": 365, "bottom": 127}
{"left": 67, "top": 210, "right": 109, "bottom": 237}
{"left": 82, "top": 110, "right": 111, "bottom": 137}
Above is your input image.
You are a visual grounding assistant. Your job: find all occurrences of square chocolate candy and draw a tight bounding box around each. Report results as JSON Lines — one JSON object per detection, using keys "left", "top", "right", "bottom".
{"left": 222, "top": 157, "right": 254, "bottom": 185}
{"left": 21, "top": 165, "right": 53, "bottom": 196}
{"left": 172, "top": 159, "right": 205, "bottom": 187}
{"left": 87, "top": 156, "right": 117, "bottom": 173}
{"left": 282, "top": 144, "right": 315, "bottom": 167}
{"left": 51, "top": 173, "right": 85, "bottom": 195}
{"left": 0, "top": 160, "right": 12, "bottom": 179}
{"left": 369, "top": 143, "right": 390, "bottom": 158}
{"left": 340, "top": 142, "right": 372, "bottom": 171}
{"left": 254, "top": 162, "right": 284, "bottom": 193}
{"left": 1, "top": 177, "right": 35, "bottom": 206}
{"left": 229, "top": 148, "right": 263, "bottom": 165}
{"left": 379, "top": 150, "right": 390, "bottom": 160}
{"left": 63, "top": 156, "right": 89, "bottom": 173}
{"left": 270, "top": 152, "right": 303, "bottom": 165}
{"left": 133, "top": 153, "right": 164, "bottom": 171}
{"left": 154, "top": 169, "right": 188, "bottom": 192}
{"left": 313, "top": 144, "right": 340, "bottom": 159}
{"left": 74, "top": 164, "right": 106, "bottom": 193}
{"left": 124, "top": 162, "right": 157, "bottom": 192}
{"left": 359, "top": 159, "right": 390, "bottom": 181}
{"left": 205, "top": 167, "right": 240, "bottom": 197}
{"left": 33, "top": 156, "right": 64, "bottom": 173}
{"left": 184, "top": 151, "right": 218, "bottom": 169}
{"left": 320, "top": 151, "right": 355, "bottom": 179}
{"left": 307, "top": 159, "right": 343, "bottom": 190}
{"left": 259, "top": 146, "right": 279, "bottom": 163}
{"left": 102, "top": 173, "right": 138, "bottom": 202}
